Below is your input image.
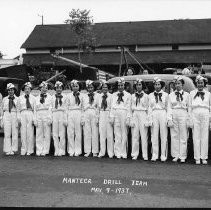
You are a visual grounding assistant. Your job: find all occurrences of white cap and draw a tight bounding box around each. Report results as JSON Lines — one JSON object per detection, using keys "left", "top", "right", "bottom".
{"left": 86, "top": 80, "right": 94, "bottom": 87}
{"left": 24, "top": 82, "right": 32, "bottom": 88}
{"left": 55, "top": 81, "right": 63, "bottom": 87}
{"left": 135, "top": 78, "right": 143, "bottom": 84}
{"left": 71, "top": 80, "right": 79, "bottom": 86}
{"left": 173, "top": 75, "right": 183, "bottom": 82}
{"left": 117, "top": 77, "right": 125, "bottom": 84}
{"left": 7, "top": 83, "right": 15, "bottom": 90}
{"left": 195, "top": 75, "right": 207, "bottom": 83}
{"left": 153, "top": 77, "right": 162, "bottom": 83}
{"left": 39, "top": 81, "right": 48, "bottom": 88}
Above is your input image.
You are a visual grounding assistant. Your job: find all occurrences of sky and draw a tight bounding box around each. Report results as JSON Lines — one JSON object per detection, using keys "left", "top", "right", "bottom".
{"left": 1, "top": 0, "right": 211, "bottom": 59}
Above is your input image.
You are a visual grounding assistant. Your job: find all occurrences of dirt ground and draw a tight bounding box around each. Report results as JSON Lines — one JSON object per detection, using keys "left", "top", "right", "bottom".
{"left": 0, "top": 137, "right": 210, "bottom": 207}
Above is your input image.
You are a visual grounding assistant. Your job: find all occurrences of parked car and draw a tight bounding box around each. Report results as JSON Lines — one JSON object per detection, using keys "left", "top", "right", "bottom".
{"left": 107, "top": 74, "right": 196, "bottom": 94}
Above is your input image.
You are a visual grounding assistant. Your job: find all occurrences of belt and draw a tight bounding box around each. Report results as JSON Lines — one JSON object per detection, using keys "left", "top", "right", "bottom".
{"left": 4, "top": 110, "right": 17, "bottom": 113}
{"left": 20, "top": 109, "right": 33, "bottom": 112}
{"left": 36, "top": 108, "right": 49, "bottom": 111}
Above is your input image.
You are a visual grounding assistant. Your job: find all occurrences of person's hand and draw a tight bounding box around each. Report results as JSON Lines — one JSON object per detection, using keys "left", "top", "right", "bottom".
{"left": 130, "top": 119, "right": 135, "bottom": 128}
{"left": 167, "top": 120, "right": 174, "bottom": 128}
{"left": 126, "top": 118, "right": 130, "bottom": 127}
{"left": 187, "top": 120, "right": 193, "bottom": 129}
{"left": 144, "top": 121, "right": 150, "bottom": 127}
{"left": 33, "top": 120, "right": 38, "bottom": 127}
{"left": 109, "top": 117, "right": 114, "bottom": 125}
{"left": 0, "top": 119, "right": 3, "bottom": 129}
{"left": 63, "top": 120, "right": 68, "bottom": 127}
{"left": 47, "top": 119, "right": 52, "bottom": 126}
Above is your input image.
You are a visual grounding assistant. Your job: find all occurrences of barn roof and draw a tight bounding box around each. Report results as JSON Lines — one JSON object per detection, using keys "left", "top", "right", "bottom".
{"left": 21, "top": 18, "right": 211, "bottom": 49}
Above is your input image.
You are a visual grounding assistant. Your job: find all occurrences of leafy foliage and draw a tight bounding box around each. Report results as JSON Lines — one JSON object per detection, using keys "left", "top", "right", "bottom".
{"left": 65, "top": 9, "right": 96, "bottom": 53}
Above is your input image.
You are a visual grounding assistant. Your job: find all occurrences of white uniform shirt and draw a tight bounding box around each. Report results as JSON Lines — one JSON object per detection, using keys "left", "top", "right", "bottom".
{"left": 2, "top": 95, "right": 19, "bottom": 112}
{"left": 131, "top": 91, "right": 149, "bottom": 112}
{"left": 111, "top": 90, "right": 131, "bottom": 118}
{"left": 189, "top": 89, "right": 211, "bottom": 111}
{"left": 35, "top": 93, "right": 52, "bottom": 111}
{"left": 148, "top": 90, "right": 168, "bottom": 111}
{"left": 51, "top": 93, "right": 67, "bottom": 112}
{"left": 83, "top": 92, "right": 99, "bottom": 111}
{"left": 189, "top": 89, "right": 211, "bottom": 121}
{"left": 167, "top": 90, "right": 190, "bottom": 121}
{"left": 66, "top": 91, "right": 84, "bottom": 111}
{"left": 17, "top": 94, "right": 36, "bottom": 112}
{"left": 97, "top": 92, "right": 112, "bottom": 112}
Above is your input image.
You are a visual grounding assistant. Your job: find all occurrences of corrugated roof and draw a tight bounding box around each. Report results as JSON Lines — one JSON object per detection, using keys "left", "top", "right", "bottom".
{"left": 21, "top": 18, "right": 211, "bottom": 49}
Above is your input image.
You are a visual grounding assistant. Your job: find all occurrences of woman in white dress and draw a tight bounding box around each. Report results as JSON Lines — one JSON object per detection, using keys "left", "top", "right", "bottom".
{"left": 17, "top": 82, "right": 36, "bottom": 156}
{"left": 148, "top": 77, "right": 169, "bottom": 162}
{"left": 130, "top": 78, "right": 149, "bottom": 160}
{"left": 167, "top": 76, "right": 190, "bottom": 163}
{"left": 51, "top": 81, "right": 67, "bottom": 156}
{"left": 189, "top": 75, "right": 211, "bottom": 165}
{"left": 66, "top": 80, "right": 84, "bottom": 157}
{"left": 1, "top": 83, "right": 19, "bottom": 155}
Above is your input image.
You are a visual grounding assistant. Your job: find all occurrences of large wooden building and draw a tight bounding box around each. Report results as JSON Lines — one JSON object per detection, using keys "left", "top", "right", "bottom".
{"left": 21, "top": 18, "right": 211, "bottom": 76}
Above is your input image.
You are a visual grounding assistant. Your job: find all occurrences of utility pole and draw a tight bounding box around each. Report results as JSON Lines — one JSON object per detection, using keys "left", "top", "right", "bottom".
{"left": 38, "top": 14, "right": 44, "bottom": 25}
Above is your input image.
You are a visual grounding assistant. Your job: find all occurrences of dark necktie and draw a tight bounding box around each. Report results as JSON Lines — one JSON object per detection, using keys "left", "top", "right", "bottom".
{"left": 154, "top": 92, "right": 162, "bottom": 103}
{"left": 8, "top": 95, "right": 15, "bottom": 112}
{"left": 194, "top": 91, "right": 205, "bottom": 100}
{"left": 117, "top": 92, "right": 124, "bottom": 104}
{"left": 88, "top": 92, "right": 94, "bottom": 105}
{"left": 55, "top": 94, "right": 63, "bottom": 109}
{"left": 101, "top": 93, "right": 108, "bottom": 110}
{"left": 175, "top": 91, "right": 184, "bottom": 101}
{"left": 73, "top": 92, "right": 80, "bottom": 105}
{"left": 135, "top": 92, "right": 143, "bottom": 106}
{"left": 25, "top": 94, "right": 32, "bottom": 109}
{"left": 40, "top": 93, "right": 47, "bottom": 104}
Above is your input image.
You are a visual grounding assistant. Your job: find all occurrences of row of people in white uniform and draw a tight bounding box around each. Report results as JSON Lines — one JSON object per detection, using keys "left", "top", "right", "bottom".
{"left": 1, "top": 75, "right": 210, "bottom": 165}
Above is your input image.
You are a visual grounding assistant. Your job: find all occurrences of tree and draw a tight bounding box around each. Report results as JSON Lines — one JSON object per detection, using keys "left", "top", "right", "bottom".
{"left": 65, "top": 9, "right": 96, "bottom": 72}
{"left": 0, "top": 51, "right": 3, "bottom": 58}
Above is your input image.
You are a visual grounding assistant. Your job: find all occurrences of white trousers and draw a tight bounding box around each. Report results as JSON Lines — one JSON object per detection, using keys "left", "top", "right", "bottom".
{"left": 131, "top": 110, "right": 148, "bottom": 159}
{"left": 151, "top": 109, "right": 168, "bottom": 160}
{"left": 170, "top": 109, "right": 188, "bottom": 160}
{"left": 36, "top": 110, "right": 51, "bottom": 155}
{"left": 20, "top": 110, "right": 34, "bottom": 155}
{"left": 99, "top": 110, "right": 114, "bottom": 157}
{"left": 3, "top": 111, "right": 18, "bottom": 153}
{"left": 67, "top": 110, "right": 82, "bottom": 156}
{"left": 52, "top": 111, "right": 66, "bottom": 155}
{"left": 83, "top": 109, "right": 99, "bottom": 154}
{"left": 192, "top": 108, "right": 209, "bottom": 161}
{"left": 114, "top": 109, "right": 128, "bottom": 158}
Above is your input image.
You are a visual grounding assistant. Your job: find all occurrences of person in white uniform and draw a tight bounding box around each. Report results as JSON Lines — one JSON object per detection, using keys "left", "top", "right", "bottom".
{"left": 51, "top": 81, "right": 67, "bottom": 156}
{"left": 83, "top": 80, "right": 99, "bottom": 157}
{"left": 110, "top": 78, "right": 131, "bottom": 159}
{"left": 189, "top": 75, "right": 211, "bottom": 165}
{"left": 130, "top": 78, "right": 149, "bottom": 160}
{"left": 148, "top": 77, "right": 169, "bottom": 162}
{"left": 34, "top": 81, "right": 52, "bottom": 156}
{"left": 66, "top": 80, "right": 84, "bottom": 157}
{"left": 97, "top": 80, "right": 114, "bottom": 158}
{"left": 17, "top": 82, "right": 36, "bottom": 156}
{"left": 167, "top": 76, "right": 190, "bottom": 163}
{"left": 1, "top": 83, "right": 19, "bottom": 155}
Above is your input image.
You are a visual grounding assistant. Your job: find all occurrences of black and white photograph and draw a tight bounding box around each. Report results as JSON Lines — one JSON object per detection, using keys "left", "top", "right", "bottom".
{"left": 0, "top": 0, "right": 211, "bottom": 208}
